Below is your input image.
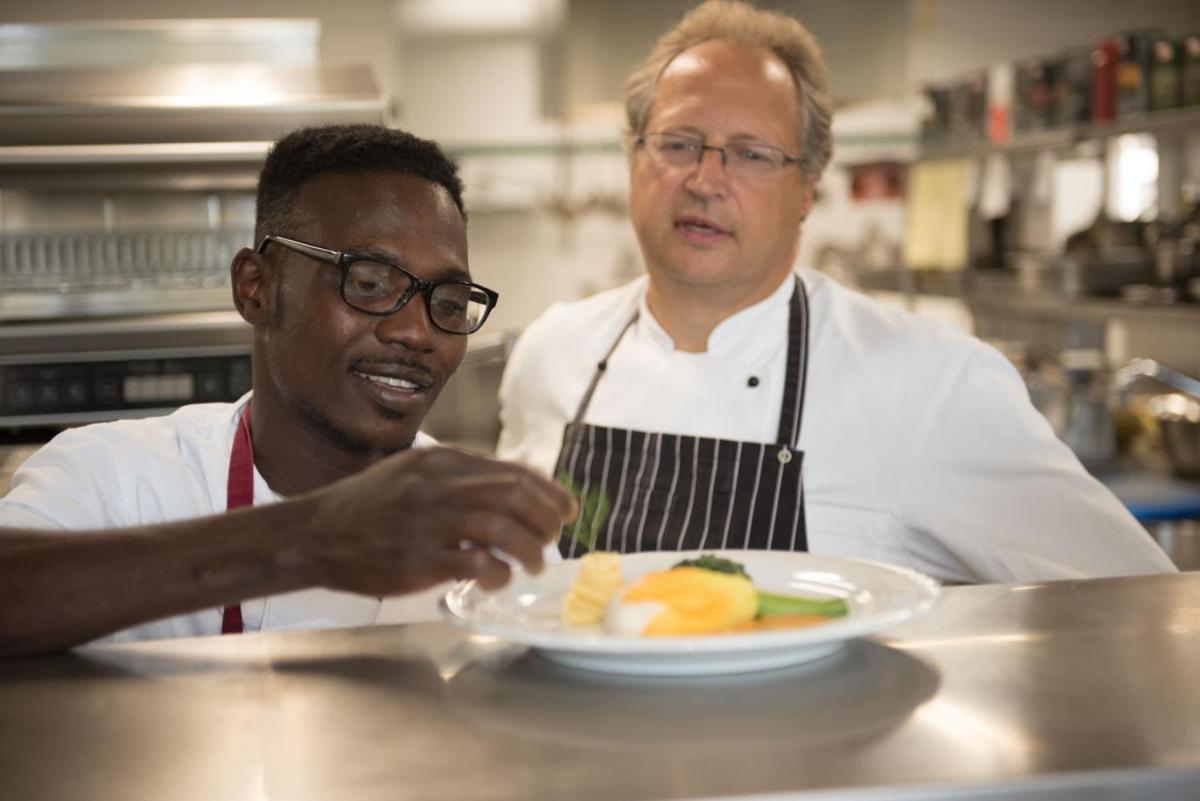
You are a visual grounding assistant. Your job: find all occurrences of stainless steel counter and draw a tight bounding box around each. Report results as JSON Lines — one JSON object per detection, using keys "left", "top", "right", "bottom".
{"left": 2, "top": 572, "right": 1199, "bottom": 801}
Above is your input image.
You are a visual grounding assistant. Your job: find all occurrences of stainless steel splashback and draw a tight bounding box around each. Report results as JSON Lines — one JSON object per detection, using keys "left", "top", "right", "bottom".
{"left": 0, "top": 152, "right": 260, "bottom": 316}
{"left": 0, "top": 20, "right": 388, "bottom": 430}
{"left": 0, "top": 19, "right": 384, "bottom": 146}
{"left": 0, "top": 20, "right": 387, "bottom": 322}
{"left": 0, "top": 19, "right": 320, "bottom": 71}
{"left": 0, "top": 181, "right": 254, "bottom": 319}
{"left": 0, "top": 63, "right": 387, "bottom": 146}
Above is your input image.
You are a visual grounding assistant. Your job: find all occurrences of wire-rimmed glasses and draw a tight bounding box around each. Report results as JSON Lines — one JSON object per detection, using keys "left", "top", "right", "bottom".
{"left": 257, "top": 234, "right": 498, "bottom": 335}
{"left": 634, "top": 131, "right": 802, "bottom": 177}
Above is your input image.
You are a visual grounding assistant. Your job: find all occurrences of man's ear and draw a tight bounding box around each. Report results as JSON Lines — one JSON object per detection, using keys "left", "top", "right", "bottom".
{"left": 231, "top": 247, "right": 271, "bottom": 326}
{"left": 799, "top": 180, "right": 817, "bottom": 221}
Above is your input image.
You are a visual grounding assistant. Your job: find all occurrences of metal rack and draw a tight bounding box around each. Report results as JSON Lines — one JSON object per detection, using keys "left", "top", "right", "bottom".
{"left": 917, "top": 105, "right": 1200, "bottom": 161}
{"left": 0, "top": 229, "right": 249, "bottom": 292}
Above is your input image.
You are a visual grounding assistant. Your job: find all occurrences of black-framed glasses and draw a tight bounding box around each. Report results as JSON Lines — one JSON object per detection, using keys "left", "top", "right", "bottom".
{"left": 257, "top": 234, "right": 498, "bottom": 335}
{"left": 635, "top": 131, "right": 802, "bottom": 177}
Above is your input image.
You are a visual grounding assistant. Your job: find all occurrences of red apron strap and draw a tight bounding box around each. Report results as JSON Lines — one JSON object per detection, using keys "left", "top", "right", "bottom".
{"left": 222, "top": 402, "right": 254, "bottom": 634}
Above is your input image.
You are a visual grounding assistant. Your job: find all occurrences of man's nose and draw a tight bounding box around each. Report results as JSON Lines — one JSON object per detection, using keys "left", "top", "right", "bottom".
{"left": 685, "top": 146, "right": 730, "bottom": 198}
{"left": 376, "top": 291, "right": 436, "bottom": 350}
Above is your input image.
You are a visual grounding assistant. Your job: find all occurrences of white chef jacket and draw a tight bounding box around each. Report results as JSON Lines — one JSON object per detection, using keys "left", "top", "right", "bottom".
{"left": 0, "top": 393, "right": 448, "bottom": 645}
{"left": 497, "top": 269, "right": 1176, "bottom": 584}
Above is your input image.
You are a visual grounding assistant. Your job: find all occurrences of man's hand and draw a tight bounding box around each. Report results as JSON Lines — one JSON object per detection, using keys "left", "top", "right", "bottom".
{"left": 303, "top": 447, "right": 577, "bottom": 596}
{"left": 0, "top": 448, "right": 575, "bottom": 658}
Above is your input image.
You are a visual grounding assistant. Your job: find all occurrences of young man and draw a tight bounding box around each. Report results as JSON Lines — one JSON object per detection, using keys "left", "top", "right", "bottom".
{"left": 497, "top": 1, "right": 1174, "bottom": 583}
{"left": 0, "top": 125, "right": 575, "bottom": 658}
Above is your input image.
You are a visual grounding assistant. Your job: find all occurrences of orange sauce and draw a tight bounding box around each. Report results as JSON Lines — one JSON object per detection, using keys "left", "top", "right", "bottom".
{"left": 729, "top": 614, "right": 832, "bottom": 632}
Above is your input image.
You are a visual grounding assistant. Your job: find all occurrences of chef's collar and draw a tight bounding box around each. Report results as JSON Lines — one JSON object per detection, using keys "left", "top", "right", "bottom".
{"left": 637, "top": 272, "right": 797, "bottom": 357}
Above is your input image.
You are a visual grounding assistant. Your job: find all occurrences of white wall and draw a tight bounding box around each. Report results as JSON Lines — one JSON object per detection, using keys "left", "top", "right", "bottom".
{"left": 401, "top": 38, "right": 546, "bottom": 143}
{"left": 466, "top": 207, "right": 640, "bottom": 334}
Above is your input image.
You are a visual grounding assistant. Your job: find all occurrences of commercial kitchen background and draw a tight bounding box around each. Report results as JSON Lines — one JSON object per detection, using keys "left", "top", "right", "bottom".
{"left": 1, "top": 1, "right": 1199, "bottom": 565}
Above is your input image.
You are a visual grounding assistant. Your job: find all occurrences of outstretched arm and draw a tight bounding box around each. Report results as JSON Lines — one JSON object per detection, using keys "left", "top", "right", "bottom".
{"left": 0, "top": 447, "right": 576, "bottom": 658}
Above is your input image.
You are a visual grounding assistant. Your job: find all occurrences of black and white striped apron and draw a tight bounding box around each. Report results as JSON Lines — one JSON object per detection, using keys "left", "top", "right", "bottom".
{"left": 554, "top": 280, "right": 810, "bottom": 558}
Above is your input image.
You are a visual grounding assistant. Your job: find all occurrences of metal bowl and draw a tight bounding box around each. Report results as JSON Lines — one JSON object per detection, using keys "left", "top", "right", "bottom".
{"left": 1148, "top": 393, "right": 1200, "bottom": 480}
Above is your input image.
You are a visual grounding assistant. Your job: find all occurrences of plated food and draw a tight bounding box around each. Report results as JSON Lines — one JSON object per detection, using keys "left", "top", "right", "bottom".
{"left": 563, "top": 552, "right": 848, "bottom": 637}
{"left": 441, "top": 550, "right": 940, "bottom": 676}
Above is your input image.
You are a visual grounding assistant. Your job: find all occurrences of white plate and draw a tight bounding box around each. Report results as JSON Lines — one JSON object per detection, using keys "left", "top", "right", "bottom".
{"left": 441, "top": 550, "right": 940, "bottom": 676}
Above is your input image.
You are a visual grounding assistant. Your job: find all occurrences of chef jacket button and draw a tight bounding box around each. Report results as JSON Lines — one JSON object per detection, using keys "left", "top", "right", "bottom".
{"left": 747, "top": 376, "right": 759, "bottom": 388}
{"left": 777, "top": 448, "right": 792, "bottom": 464}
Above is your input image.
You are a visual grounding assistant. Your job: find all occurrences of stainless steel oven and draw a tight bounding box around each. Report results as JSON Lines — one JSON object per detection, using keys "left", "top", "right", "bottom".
{"left": 0, "top": 20, "right": 387, "bottom": 432}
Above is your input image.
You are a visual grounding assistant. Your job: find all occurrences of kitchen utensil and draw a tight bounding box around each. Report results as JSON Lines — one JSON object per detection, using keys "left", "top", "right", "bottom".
{"left": 1117, "top": 359, "right": 1200, "bottom": 480}
{"left": 1149, "top": 393, "right": 1200, "bottom": 480}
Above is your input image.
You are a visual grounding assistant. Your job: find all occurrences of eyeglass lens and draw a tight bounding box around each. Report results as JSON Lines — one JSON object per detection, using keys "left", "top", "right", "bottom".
{"left": 342, "top": 260, "right": 490, "bottom": 333}
{"left": 644, "top": 133, "right": 788, "bottom": 174}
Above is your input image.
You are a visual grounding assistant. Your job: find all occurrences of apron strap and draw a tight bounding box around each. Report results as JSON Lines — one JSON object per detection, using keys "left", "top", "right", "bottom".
{"left": 775, "top": 280, "right": 810, "bottom": 447}
{"left": 570, "top": 314, "right": 638, "bottom": 426}
{"left": 221, "top": 402, "right": 254, "bottom": 635}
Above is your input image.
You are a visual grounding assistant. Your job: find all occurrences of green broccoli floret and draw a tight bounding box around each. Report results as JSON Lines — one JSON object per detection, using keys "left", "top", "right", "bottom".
{"left": 672, "top": 553, "right": 848, "bottom": 618}
{"left": 673, "top": 554, "right": 750, "bottom": 578}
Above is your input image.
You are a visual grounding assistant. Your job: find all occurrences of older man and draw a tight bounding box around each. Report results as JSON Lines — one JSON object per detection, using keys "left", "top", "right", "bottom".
{"left": 497, "top": 1, "right": 1173, "bottom": 583}
{"left": 0, "top": 125, "right": 574, "bottom": 658}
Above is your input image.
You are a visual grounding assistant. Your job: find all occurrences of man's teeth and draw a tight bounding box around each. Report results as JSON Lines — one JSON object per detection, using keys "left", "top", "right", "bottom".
{"left": 683, "top": 222, "right": 720, "bottom": 233}
{"left": 356, "top": 371, "right": 422, "bottom": 390}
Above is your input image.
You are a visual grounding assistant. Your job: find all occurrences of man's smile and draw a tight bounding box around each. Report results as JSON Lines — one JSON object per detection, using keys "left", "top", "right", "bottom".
{"left": 350, "top": 361, "right": 437, "bottom": 401}
{"left": 353, "top": 371, "right": 427, "bottom": 391}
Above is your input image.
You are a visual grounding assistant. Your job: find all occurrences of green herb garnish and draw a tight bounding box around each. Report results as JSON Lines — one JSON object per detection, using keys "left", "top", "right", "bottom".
{"left": 557, "top": 472, "right": 610, "bottom": 552}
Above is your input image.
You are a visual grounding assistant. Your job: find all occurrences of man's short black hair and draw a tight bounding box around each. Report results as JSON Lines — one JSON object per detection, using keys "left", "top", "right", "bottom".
{"left": 255, "top": 124, "right": 466, "bottom": 243}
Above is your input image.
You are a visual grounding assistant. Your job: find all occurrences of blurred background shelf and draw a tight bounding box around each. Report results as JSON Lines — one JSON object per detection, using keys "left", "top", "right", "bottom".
{"left": 856, "top": 268, "right": 1200, "bottom": 323}
{"left": 919, "top": 106, "right": 1200, "bottom": 161}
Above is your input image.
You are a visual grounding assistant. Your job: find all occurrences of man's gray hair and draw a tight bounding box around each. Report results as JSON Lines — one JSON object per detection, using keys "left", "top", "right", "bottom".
{"left": 623, "top": 0, "right": 833, "bottom": 181}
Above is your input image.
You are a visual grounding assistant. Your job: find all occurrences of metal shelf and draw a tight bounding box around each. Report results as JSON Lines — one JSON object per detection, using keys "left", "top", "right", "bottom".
{"left": 0, "top": 141, "right": 271, "bottom": 167}
{"left": 965, "top": 292, "right": 1200, "bottom": 325}
{"left": 857, "top": 268, "right": 1200, "bottom": 324}
{"left": 918, "top": 106, "right": 1200, "bottom": 161}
